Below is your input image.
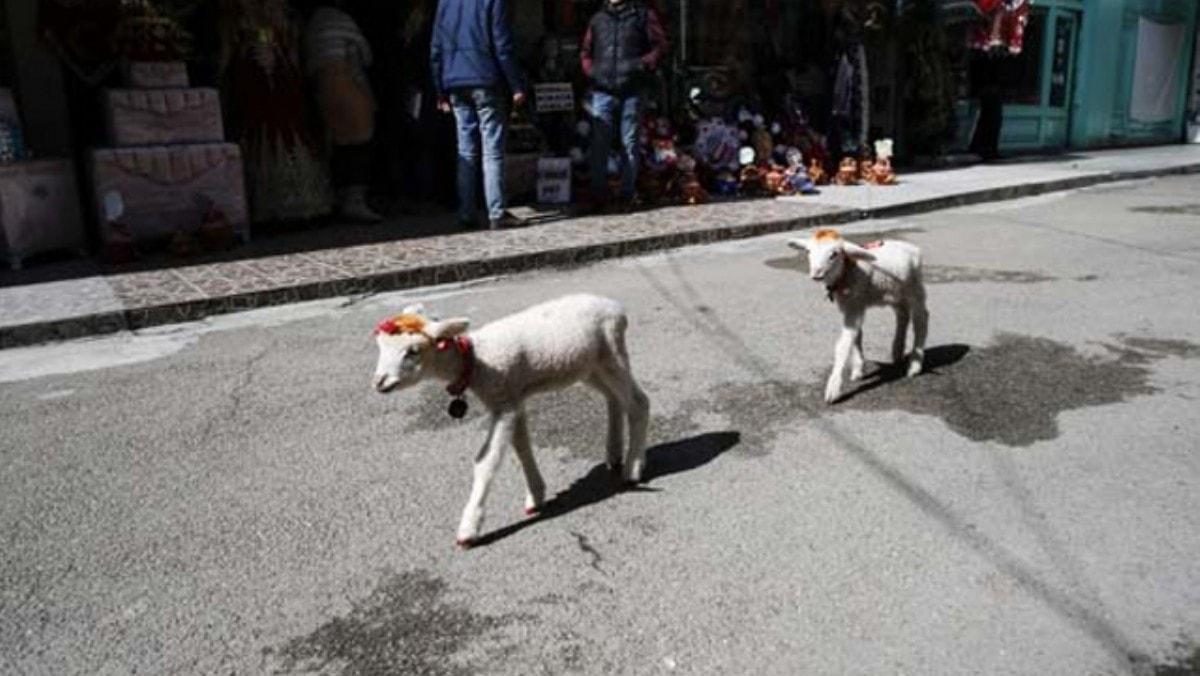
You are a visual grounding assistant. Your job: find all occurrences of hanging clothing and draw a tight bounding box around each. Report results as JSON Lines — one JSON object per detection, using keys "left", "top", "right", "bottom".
{"left": 968, "top": 0, "right": 1031, "bottom": 55}
{"left": 830, "top": 43, "right": 869, "bottom": 156}
{"left": 220, "top": 0, "right": 332, "bottom": 222}
{"left": 305, "top": 7, "right": 376, "bottom": 145}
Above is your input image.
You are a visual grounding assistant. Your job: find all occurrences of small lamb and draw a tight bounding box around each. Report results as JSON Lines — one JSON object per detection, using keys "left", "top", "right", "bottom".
{"left": 787, "top": 228, "right": 929, "bottom": 404}
{"left": 372, "top": 294, "right": 650, "bottom": 547}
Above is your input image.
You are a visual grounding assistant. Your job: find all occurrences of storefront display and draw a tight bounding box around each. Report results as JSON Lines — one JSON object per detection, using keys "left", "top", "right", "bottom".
{"left": 0, "top": 88, "right": 85, "bottom": 269}
{"left": 218, "top": 0, "right": 331, "bottom": 223}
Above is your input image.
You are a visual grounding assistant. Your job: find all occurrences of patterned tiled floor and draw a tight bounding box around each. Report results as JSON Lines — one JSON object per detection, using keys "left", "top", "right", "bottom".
{"left": 3, "top": 145, "right": 1198, "bottom": 348}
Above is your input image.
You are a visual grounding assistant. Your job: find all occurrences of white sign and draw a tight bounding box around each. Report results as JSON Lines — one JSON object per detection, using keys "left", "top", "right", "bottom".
{"left": 535, "top": 83, "right": 575, "bottom": 113}
{"left": 536, "top": 157, "right": 571, "bottom": 204}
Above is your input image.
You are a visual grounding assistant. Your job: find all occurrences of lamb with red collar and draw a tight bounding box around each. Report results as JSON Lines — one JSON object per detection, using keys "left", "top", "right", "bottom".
{"left": 372, "top": 294, "right": 650, "bottom": 547}
{"left": 787, "top": 229, "right": 930, "bottom": 403}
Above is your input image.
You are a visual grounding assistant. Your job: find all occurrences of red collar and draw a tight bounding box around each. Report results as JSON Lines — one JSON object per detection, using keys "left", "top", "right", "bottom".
{"left": 437, "top": 335, "right": 475, "bottom": 397}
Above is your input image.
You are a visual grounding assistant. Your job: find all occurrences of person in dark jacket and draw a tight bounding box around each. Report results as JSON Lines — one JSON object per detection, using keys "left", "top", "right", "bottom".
{"left": 430, "top": 0, "right": 526, "bottom": 229}
{"left": 581, "top": 0, "right": 668, "bottom": 211}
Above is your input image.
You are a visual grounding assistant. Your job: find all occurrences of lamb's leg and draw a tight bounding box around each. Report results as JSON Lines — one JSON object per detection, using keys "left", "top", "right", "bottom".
{"left": 909, "top": 302, "right": 929, "bottom": 378}
{"left": 849, "top": 328, "right": 866, "bottom": 381}
{"left": 456, "top": 411, "right": 515, "bottom": 547}
{"left": 512, "top": 410, "right": 546, "bottom": 516}
{"left": 624, "top": 377, "right": 650, "bottom": 484}
{"left": 826, "top": 312, "right": 863, "bottom": 404}
{"left": 892, "top": 305, "right": 910, "bottom": 366}
{"left": 587, "top": 375, "right": 626, "bottom": 473}
{"left": 602, "top": 321, "right": 650, "bottom": 484}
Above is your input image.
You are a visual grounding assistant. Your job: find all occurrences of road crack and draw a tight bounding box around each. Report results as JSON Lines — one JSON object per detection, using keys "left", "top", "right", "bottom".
{"left": 570, "top": 531, "right": 605, "bottom": 574}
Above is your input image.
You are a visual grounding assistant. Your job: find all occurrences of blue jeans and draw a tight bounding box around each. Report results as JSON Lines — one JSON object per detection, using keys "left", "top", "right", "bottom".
{"left": 590, "top": 91, "right": 641, "bottom": 203}
{"left": 450, "top": 88, "right": 508, "bottom": 223}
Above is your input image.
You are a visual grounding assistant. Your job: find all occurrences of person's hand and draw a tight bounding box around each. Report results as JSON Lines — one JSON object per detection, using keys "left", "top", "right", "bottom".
{"left": 437, "top": 97, "right": 452, "bottom": 113}
{"left": 512, "top": 91, "right": 527, "bottom": 108}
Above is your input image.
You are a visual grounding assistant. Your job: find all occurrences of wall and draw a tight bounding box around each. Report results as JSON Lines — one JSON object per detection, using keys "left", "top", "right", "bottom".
{"left": 1070, "top": 0, "right": 1198, "bottom": 148}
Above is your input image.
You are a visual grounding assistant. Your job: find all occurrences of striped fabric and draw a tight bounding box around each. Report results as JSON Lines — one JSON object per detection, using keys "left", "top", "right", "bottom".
{"left": 303, "top": 7, "right": 373, "bottom": 75}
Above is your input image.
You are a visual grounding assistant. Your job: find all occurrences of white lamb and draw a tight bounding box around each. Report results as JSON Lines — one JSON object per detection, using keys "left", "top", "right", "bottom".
{"left": 787, "top": 228, "right": 929, "bottom": 404}
{"left": 371, "top": 293, "right": 650, "bottom": 547}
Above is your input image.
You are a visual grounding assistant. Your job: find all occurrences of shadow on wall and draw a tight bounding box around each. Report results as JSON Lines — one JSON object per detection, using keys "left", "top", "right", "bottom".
{"left": 471, "top": 431, "right": 741, "bottom": 548}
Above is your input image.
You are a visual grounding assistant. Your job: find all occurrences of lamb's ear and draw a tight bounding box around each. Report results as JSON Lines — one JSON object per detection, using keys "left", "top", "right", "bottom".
{"left": 842, "top": 241, "right": 877, "bottom": 262}
{"left": 787, "top": 238, "right": 809, "bottom": 252}
{"left": 400, "top": 303, "right": 426, "bottom": 316}
{"left": 426, "top": 318, "right": 470, "bottom": 339}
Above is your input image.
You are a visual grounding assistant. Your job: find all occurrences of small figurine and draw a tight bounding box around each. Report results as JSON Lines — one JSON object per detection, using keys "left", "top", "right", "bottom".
{"left": 871, "top": 156, "right": 898, "bottom": 185}
{"left": 872, "top": 138, "right": 897, "bottom": 185}
{"left": 834, "top": 157, "right": 859, "bottom": 185}
{"left": 714, "top": 169, "right": 739, "bottom": 196}
{"left": 764, "top": 164, "right": 787, "bottom": 195}
{"left": 738, "top": 163, "right": 765, "bottom": 196}
{"left": 680, "top": 171, "right": 709, "bottom": 205}
{"left": 859, "top": 157, "right": 877, "bottom": 185}
{"left": 808, "top": 158, "right": 828, "bottom": 185}
{"left": 783, "top": 147, "right": 818, "bottom": 195}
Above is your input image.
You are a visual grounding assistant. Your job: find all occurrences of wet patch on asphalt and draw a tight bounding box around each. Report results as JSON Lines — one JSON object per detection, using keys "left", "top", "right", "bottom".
{"left": 922, "top": 265, "right": 1056, "bottom": 284}
{"left": 396, "top": 333, "right": 1198, "bottom": 451}
{"left": 1118, "top": 336, "right": 1200, "bottom": 360}
{"left": 810, "top": 333, "right": 1198, "bottom": 447}
{"left": 1130, "top": 203, "right": 1200, "bottom": 216}
{"left": 268, "top": 570, "right": 510, "bottom": 676}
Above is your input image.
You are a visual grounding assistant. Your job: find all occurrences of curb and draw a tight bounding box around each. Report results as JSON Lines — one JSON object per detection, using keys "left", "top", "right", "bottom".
{"left": 2, "top": 163, "right": 1198, "bottom": 350}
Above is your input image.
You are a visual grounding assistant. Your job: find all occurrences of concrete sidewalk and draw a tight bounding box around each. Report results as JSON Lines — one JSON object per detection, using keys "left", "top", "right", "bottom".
{"left": 2, "top": 144, "right": 1198, "bottom": 349}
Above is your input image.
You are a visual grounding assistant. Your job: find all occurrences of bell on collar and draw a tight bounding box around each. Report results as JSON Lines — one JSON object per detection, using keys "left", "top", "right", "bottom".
{"left": 448, "top": 397, "right": 469, "bottom": 419}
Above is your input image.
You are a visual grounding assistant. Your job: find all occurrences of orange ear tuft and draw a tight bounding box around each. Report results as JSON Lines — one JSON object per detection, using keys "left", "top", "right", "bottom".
{"left": 391, "top": 314, "right": 428, "bottom": 335}
{"left": 813, "top": 228, "right": 842, "bottom": 242}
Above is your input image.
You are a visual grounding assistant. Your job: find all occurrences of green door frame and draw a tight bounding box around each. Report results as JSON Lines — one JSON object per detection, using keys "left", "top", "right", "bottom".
{"left": 998, "top": 3, "right": 1081, "bottom": 151}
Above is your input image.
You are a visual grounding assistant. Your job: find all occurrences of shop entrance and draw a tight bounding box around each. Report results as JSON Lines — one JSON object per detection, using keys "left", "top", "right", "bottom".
{"left": 996, "top": 5, "right": 1079, "bottom": 151}
{"left": 954, "top": 2, "right": 1081, "bottom": 155}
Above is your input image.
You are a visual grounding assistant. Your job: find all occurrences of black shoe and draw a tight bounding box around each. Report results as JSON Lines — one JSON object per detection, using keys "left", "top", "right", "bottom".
{"left": 488, "top": 213, "right": 522, "bottom": 230}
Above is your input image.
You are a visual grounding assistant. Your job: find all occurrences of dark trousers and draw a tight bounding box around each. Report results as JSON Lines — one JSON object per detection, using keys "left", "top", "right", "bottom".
{"left": 969, "top": 52, "right": 1004, "bottom": 160}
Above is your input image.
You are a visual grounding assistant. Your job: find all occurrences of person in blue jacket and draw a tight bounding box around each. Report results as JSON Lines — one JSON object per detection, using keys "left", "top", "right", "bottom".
{"left": 430, "top": 0, "right": 527, "bottom": 230}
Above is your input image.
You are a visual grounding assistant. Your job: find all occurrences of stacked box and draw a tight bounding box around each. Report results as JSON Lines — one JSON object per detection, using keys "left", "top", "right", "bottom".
{"left": 122, "top": 61, "right": 189, "bottom": 89}
{"left": 91, "top": 62, "right": 250, "bottom": 247}
{"left": 103, "top": 88, "right": 224, "bottom": 146}
{"left": 91, "top": 144, "right": 248, "bottom": 243}
{"left": 0, "top": 88, "right": 86, "bottom": 269}
{"left": 0, "top": 159, "right": 86, "bottom": 269}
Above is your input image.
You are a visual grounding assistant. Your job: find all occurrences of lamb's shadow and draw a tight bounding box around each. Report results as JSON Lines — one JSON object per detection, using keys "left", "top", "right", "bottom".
{"left": 470, "top": 431, "right": 741, "bottom": 548}
{"left": 836, "top": 344, "right": 971, "bottom": 403}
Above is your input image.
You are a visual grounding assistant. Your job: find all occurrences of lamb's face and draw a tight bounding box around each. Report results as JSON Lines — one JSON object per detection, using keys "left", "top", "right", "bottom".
{"left": 788, "top": 235, "right": 845, "bottom": 284}
{"left": 373, "top": 331, "right": 431, "bottom": 394}
{"left": 370, "top": 307, "right": 471, "bottom": 394}
{"left": 787, "top": 230, "right": 876, "bottom": 288}
{"left": 806, "top": 241, "right": 846, "bottom": 284}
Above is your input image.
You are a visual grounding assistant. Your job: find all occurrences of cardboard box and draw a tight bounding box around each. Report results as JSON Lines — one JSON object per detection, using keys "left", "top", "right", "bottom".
{"left": 0, "top": 159, "right": 85, "bottom": 268}
{"left": 91, "top": 143, "right": 248, "bottom": 244}
{"left": 103, "top": 88, "right": 224, "bottom": 147}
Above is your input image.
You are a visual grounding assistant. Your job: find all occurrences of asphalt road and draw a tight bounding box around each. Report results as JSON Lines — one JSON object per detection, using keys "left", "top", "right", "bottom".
{"left": 2, "top": 176, "right": 1200, "bottom": 675}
